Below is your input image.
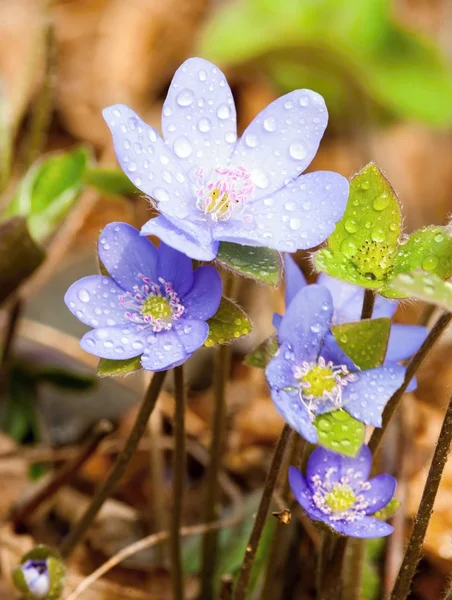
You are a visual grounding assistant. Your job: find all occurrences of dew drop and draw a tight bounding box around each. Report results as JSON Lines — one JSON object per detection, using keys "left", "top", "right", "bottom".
{"left": 285, "top": 201, "right": 296, "bottom": 212}
{"left": 422, "top": 255, "right": 439, "bottom": 271}
{"left": 371, "top": 228, "right": 385, "bottom": 243}
{"left": 198, "top": 69, "right": 207, "bottom": 81}
{"left": 344, "top": 219, "right": 358, "bottom": 233}
{"left": 435, "top": 232, "right": 445, "bottom": 243}
{"left": 176, "top": 89, "right": 195, "bottom": 107}
{"left": 153, "top": 188, "right": 169, "bottom": 202}
{"left": 217, "top": 104, "right": 231, "bottom": 120}
{"left": 225, "top": 131, "right": 237, "bottom": 144}
{"left": 289, "top": 142, "right": 307, "bottom": 160}
{"left": 340, "top": 239, "right": 357, "bottom": 258}
{"left": 373, "top": 193, "right": 389, "bottom": 211}
{"left": 103, "top": 340, "right": 114, "bottom": 349}
{"left": 77, "top": 289, "right": 91, "bottom": 303}
{"left": 289, "top": 218, "right": 301, "bottom": 231}
{"left": 198, "top": 117, "right": 211, "bottom": 132}
{"left": 361, "top": 180, "right": 370, "bottom": 190}
{"left": 173, "top": 136, "right": 192, "bottom": 158}
{"left": 263, "top": 117, "right": 276, "bottom": 132}
{"left": 163, "top": 106, "right": 172, "bottom": 117}
{"left": 245, "top": 133, "right": 258, "bottom": 148}
{"left": 284, "top": 100, "right": 294, "bottom": 110}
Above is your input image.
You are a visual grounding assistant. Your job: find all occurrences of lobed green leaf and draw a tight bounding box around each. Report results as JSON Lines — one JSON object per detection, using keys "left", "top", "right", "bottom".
{"left": 389, "top": 271, "right": 452, "bottom": 310}
{"left": 314, "top": 409, "right": 365, "bottom": 457}
{"left": 331, "top": 318, "right": 391, "bottom": 370}
{"left": 205, "top": 297, "right": 252, "bottom": 347}
{"left": 216, "top": 242, "right": 282, "bottom": 287}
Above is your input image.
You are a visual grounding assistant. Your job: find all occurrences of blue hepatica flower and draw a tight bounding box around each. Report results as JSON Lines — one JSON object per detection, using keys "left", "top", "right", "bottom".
{"left": 65, "top": 222, "right": 222, "bottom": 371}
{"left": 20, "top": 560, "right": 50, "bottom": 598}
{"left": 266, "top": 284, "right": 405, "bottom": 443}
{"left": 279, "top": 254, "right": 428, "bottom": 365}
{"left": 289, "top": 445, "right": 395, "bottom": 538}
{"left": 102, "top": 57, "right": 349, "bottom": 261}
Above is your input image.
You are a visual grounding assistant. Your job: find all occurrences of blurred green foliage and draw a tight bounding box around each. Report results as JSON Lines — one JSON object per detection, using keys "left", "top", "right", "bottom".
{"left": 201, "top": 0, "right": 452, "bottom": 125}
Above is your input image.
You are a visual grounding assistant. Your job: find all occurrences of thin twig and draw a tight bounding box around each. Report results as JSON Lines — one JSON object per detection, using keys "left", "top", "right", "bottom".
{"left": 390, "top": 393, "right": 452, "bottom": 600}
{"left": 232, "top": 424, "right": 293, "bottom": 600}
{"left": 60, "top": 371, "right": 167, "bottom": 558}
{"left": 8, "top": 419, "right": 113, "bottom": 527}
{"left": 64, "top": 513, "right": 243, "bottom": 600}
{"left": 171, "top": 365, "right": 186, "bottom": 600}
{"left": 360, "top": 288, "right": 376, "bottom": 320}
{"left": 369, "top": 310, "right": 452, "bottom": 455}
{"left": 199, "top": 341, "right": 233, "bottom": 597}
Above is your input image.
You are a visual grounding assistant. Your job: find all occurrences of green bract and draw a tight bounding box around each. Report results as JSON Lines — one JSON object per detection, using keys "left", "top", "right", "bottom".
{"left": 314, "top": 409, "right": 365, "bottom": 458}
{"left": 216, "top": 242, "right": 282, "bottom": 287}
{"left": 243, "top": 335, "right": 278, "bottom": 368}
{"left": 315, "top": 164, "right": 452, "bottom": 298}
{"left": 390, "top": 271, "right": 452, "bottom": 310}
{"left": 98, "top": 355, "right": 142, "bottom": 377}
{"left": 205, "top": 297, "right": 252, "bottom": 347}
{"left": 5, "top": 147, "right": 89, "bottom": 244}
{"left": 86, "top": 167, "right": 140, "bottom": 197}
{"left": 12, "top": 545, "right": 66, "bottom": 600}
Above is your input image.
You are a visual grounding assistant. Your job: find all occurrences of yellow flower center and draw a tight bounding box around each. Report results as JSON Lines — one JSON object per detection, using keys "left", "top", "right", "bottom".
{"left": 300, "top": 365, "right": 338, "bottom": 398}
{"left": 325, "top": 484, "right": 357, "bottom": 512}
{"left": 141, "top": 296, "right": 172, "bottom": 319}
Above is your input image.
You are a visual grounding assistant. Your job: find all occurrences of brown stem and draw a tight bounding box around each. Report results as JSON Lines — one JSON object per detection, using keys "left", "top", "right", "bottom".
{"left": 9, "top": 419, "right": 113, "bottom": 527}
{"left": 319, "top": 537, "right": 348, "bottom": 600}
{"left": 171, "top": 365, "right": 186, "bottom": 600}
{"left": 360, "top": 289, "right": 376, "bottom": 320}
{"left": 342, "top": 539, "right": 365, "bottom": 600}
{"left": 60, "top": 370, "right": 167, "bottom": 558}
{"left": 369, "top": 311, "right": 452, "bottom": 455}
{"left": 219, "top": 575, "right": 234, "bottom": 600}
{"left": 232, "top": 424, "right": 293, "bottom": 600}
{"left": 0, "top": 298, "right": 23, "bottom": 401}
{"left": 390, "top": 393, "right": 452, "bottom": 600}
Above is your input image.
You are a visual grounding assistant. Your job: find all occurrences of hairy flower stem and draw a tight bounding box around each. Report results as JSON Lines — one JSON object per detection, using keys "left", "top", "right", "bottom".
{"left": 60, "top": 370, "right": 167, "bottom": 558}
{"left": 369, "top": 310, "right": 452, "bottom": 455}
{"left": 319, "top": 536, "right": 348, "bottom": 600}
{"left": 443, "top": 578, "right": 452, "bottom": 600}
{"left": 171, "top": 365, "right": 186, "bottom": 600}
{"left": 232, "top": 424, "right": 293, "bottom": 600}
{"left": 360, "top": 288, "right": 376, "bottom": 320}
{"left": 199, "top": 343, "right": 232, "bottom": 600}
{"left": 342, "top": 539, "right": 365, "bottom": 600}
{"left": 390, "top": 392, "right": 452, "bottom": 600}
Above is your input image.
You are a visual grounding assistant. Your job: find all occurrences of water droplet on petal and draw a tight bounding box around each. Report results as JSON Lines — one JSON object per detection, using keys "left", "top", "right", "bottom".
{"left": 289, "top": 218, "right": 301, "bottom": 231}
{"left": 289, "top": 142, "right": 307, "bottom": 160}
{"left": 250, "top": 168, "right": 270, "bottom": 189}
{"left": 263, "top": 117, "right": 276, "bottom": 132}
{"left": 299, "top": 96, "right": 310, "bottom": 107}
{"left": 217, "top": 104, "right": 231, "bottom": 120}
{"left": 245, "top": 133, "right": 258, "bottom": 147}
{"left": 422, "top": 255, "right": 439, "bottom": 271}
{"left": 173, "top": 136, "right": 192, "bottom": 158}
{"left": 198, "top": 117, "right": 211, "bottom": 132}
{"left": 163, "top": 106, "right": 172, "bottom": 117}
{"left": 77, "top": 289, "right": 91, "bottom": 303}
{"left": 198, "top": 69, "right": 207, "bottom": 81}
{"left": 176, "top": 89, "right": 195, "bottom": 107}
{"left": 344, "top": 219, "right": 358, "bottom": 233}
{"left": 373, "top": 193, "right": 389, "bottom": 211}
{"left": 153, "top": 188, "right": 169, "bottom": 202}
{"left": 435, "top": 232, "right": 445, "bottom": 243}
{"left": 371, "top": 228, "right": 385, "bottom": 243}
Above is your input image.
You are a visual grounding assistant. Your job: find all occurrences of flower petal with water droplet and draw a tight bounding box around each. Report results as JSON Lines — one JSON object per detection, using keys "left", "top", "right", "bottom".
{"left": 230, "top": 89, "right": 328, "bottom": 200}
{"left": 102, "top": 105, "right": 191, "bottom": 219}
{"left": 161, "top": 57, "right": 237, "bottom": 173}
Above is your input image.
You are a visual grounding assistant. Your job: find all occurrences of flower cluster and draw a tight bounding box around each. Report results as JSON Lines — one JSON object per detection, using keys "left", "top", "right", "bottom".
{"left": 63, "top": 56, "right": 402, "bottom": 543}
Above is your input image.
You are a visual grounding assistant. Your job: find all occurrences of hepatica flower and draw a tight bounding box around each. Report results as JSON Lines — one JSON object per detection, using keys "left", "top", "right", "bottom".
{"left": 102, "top": 57, "right": 349, "bottom": 261}
{"left": 281, "top": 254, "right": 428, "bottom": 364}
{"left": 289, "top": 445, "right": 395, "bottom": 537}
{"left": 266, "top": 284, "right": 405, "bottom": 442}
{"left": 65, "top": 223, "right": 222, "bottom": 371}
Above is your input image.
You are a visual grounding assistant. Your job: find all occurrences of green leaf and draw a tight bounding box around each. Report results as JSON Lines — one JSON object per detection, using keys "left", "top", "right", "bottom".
{"left": 205, "top": 297, "right": 252, "bottom": 347}
{"left": 5, "top": 147, "right": 89, "bottom": 243}
{"left": 216, "top": 242, "right": 282, "bottom": 287}
{"left": 0, "top": 216, "right": 45, "bottom": 305}
{"left": 382, "top": 226, "right": 452, "bottom": 298}
{"left": 97, "top": 355, "right": 142, "bottom": 377}
{"left": 314, "top": 409, "right": 365, "bottom": 457}
{"left": 85, "top": 166, "right": 140, "bottom": 197}
{"left": 389, "top": 271, "right": 452, "bottom": 310}
{"left": 373, "top": 497, "right": 400, "bottom": 521}
{"left": 315, "top": 164, "right": 401, "bottom": 288}
{"left": 244, "top": 335, "right": 278, "bottom": 368}
{"left": 331, "top": 318, "right": 391, "bottom": 370}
